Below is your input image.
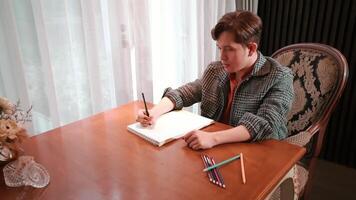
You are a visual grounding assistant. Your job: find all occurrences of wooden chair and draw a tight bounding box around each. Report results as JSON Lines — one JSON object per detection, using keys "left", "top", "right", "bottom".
{"left": 269, "top": 43, "right": 349, "bottom": 199}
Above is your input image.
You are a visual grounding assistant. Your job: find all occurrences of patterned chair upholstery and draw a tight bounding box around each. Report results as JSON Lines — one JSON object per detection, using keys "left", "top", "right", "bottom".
{"left": 269, "top": 43, "right": 348, "bottom": 199}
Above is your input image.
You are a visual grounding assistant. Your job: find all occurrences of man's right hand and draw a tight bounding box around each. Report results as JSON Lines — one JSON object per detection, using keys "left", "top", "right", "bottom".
{"left": 136, "top": 109, "right": 156, "bottom": 127}
{"left": 136, "top": 97, "right": 175, "bottom": 127}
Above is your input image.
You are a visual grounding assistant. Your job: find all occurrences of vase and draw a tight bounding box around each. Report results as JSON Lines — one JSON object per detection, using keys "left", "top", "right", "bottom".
{"left": 3, "top": 155, "right": 50, "bottom": 188}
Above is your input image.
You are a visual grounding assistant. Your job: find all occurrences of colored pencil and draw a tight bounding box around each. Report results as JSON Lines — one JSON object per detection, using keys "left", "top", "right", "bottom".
{"left": 204, "top": 155, "right": 219, "bottom": 185}
{"left": 141, "top": 93, "right": 150, "bottom": 117}
{"left": 201, "top": 155, "right": 213, "bottom": 183}
{"left": 240, "top": 153, "right": 246, "bottom": 184}
{"left": 211, "top": 157, "right": 226, "bottom": 188}
{"left": 203, "top": 155, "right": 217, "bottom": 184}
{"left": 203, "top": 154, "right": 241, "bottom": 172}
{"left": 206, "top": 155, "right": 223, "bottom": 188}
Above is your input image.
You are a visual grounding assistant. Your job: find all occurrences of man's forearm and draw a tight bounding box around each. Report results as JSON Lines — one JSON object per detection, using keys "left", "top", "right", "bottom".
{"left": 150, "top": 97, "right": 175, "bottom": 118}
{"left": 212, "top": 125, "right": 252, "bottom": 145}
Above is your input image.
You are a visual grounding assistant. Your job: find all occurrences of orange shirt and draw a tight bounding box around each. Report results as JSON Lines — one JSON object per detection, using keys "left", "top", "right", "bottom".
{"left": 220, "top": 66, "right": 254, "bottom": 124}
{"left": 220, "top": 73, "right": 238, "bottom": 124}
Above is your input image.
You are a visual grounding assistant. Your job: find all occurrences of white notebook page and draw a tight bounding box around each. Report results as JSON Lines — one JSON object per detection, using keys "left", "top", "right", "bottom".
{"left": 127, "top": 110, "right": 214, "bottom": 146}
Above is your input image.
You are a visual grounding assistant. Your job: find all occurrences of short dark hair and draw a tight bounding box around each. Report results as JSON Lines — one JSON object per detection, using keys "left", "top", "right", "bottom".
{"left": 211, "top": 11, "right": 262, "bottom": 47}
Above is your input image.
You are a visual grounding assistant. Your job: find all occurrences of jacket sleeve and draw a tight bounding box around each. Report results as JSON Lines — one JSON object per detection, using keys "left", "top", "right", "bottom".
{"left": 237, "top": 71, "right": 294, "bottom": 141}
{"left": 164, "top": 78, "right": 202, "bottom": 110}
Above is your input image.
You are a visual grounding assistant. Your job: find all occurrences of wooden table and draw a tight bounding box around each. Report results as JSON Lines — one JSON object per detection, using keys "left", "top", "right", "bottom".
{"left": 0, "top": 101, "right": 305, "bottom": 200}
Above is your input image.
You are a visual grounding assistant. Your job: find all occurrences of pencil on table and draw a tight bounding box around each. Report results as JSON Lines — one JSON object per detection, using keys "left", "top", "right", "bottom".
{"left": 205, "top": 155, "right": 222, "bottom": 187}
{"left": 211, "top": 157, "right": 226, "bottom": 188}
{"left": 201, "top": 155, "right": 214, "bottom": 183}
{"left": 203, "top": 155, "right": 218, "bottom": 185}
{"left": 203, "top": 154, "right": 241, "bottom": 172}
{"left": 240, "top": 153, "right": 246, "bottom": 184}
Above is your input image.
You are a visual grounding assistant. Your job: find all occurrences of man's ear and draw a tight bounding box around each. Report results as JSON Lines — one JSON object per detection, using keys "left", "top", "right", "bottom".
{"left": 247, "top": 42, "right": 258, "bottom": 56}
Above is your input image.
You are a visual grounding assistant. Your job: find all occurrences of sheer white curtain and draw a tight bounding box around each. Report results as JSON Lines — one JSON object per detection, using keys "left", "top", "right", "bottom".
{"left": 0, "top": 0, "right": 235, "bottom": 135}
{"left": 150, "top": 0, "right": 236, "bottom": 107}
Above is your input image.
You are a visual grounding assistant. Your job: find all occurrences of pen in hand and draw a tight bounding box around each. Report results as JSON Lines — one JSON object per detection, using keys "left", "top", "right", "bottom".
{"left": 141, "top": 92, "right": 150, "bottom": 117}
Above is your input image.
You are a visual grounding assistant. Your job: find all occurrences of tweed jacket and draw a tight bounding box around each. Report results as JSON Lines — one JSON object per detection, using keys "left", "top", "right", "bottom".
{"left": 165, "top": 52, "right": 294, "bottom": 141}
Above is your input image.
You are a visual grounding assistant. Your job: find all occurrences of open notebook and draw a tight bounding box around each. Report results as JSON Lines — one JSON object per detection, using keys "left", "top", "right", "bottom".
{"left": 127, "top": 110, "right": 214, "bottom": 147}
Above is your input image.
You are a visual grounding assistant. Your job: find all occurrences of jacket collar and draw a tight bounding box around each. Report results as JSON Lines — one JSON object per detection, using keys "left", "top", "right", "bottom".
{"left": 250, "top": 51, "right": 271, "bottom": 77}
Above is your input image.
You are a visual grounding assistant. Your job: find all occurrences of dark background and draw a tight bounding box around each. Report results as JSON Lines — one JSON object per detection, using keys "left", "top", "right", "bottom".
{"left": 257, "top": 0, "right": 356, "bottom": 168}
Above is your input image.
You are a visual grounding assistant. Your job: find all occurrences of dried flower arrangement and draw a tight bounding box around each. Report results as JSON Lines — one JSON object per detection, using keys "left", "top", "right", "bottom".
{"left": 0, "top": 97, "right": 31, "bottom": 161}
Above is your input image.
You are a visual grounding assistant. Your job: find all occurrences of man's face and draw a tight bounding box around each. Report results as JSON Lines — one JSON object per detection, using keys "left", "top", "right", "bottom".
{"left": 217, "top": 31, "right": 251, "bottom": 74}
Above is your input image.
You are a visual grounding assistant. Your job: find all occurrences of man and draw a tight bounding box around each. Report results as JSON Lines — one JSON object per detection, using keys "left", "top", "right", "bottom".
{"left": 137, "top": 11, "right": 294, "bottom": 150}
